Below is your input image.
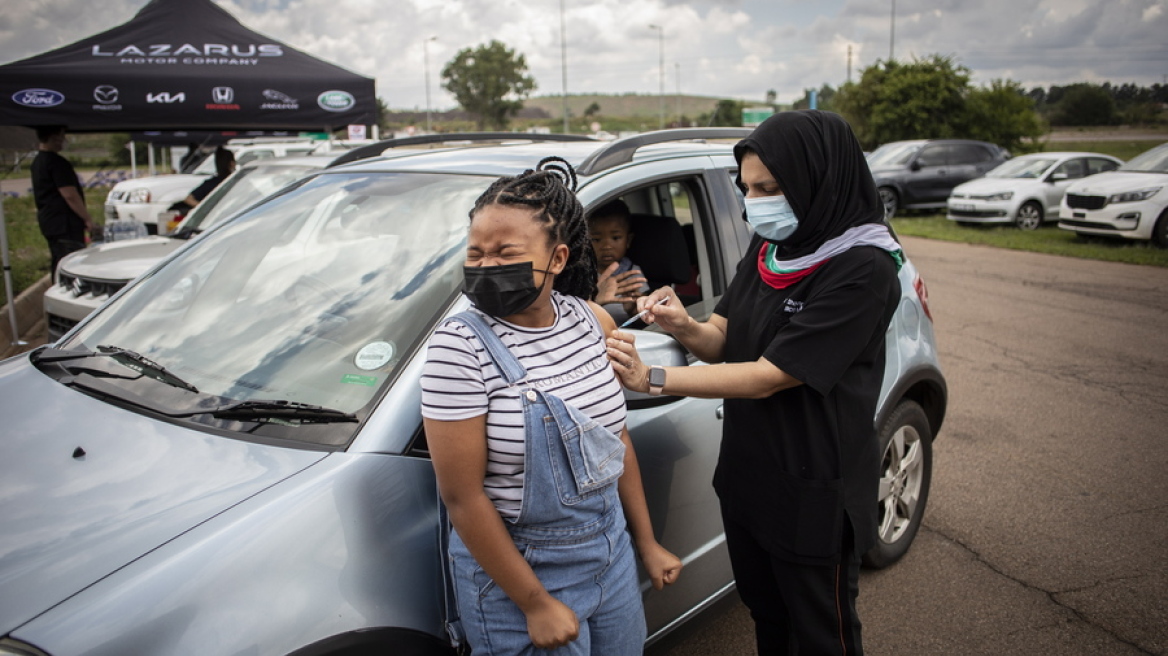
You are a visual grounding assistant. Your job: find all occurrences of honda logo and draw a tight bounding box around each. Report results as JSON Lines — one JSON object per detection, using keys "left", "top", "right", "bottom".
{"left": 146, "top": 92, "right": 186, "bottom": 104}
{"left": 212, "top": 87, "right": 234, "bottom": 103}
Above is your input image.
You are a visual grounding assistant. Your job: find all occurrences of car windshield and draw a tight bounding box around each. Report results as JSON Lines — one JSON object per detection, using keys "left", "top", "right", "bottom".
{"left": 183, "top": 163, "right": 319, "bottom": 232}
{"left": 63, "top": 171, "right": 489, "bottom": 446}
{"left": 866, "top": 142, "right": 924, "bottom": 167}
{"left": 1118, "top": 145, "right": 1168, "bottom": 173}
{"left": 986, "top": 157, "right": 1057, "bottom": 179}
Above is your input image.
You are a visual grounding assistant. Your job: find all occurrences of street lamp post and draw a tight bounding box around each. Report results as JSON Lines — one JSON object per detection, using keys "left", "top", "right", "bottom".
{"left": 424, "top": 36, "right": 437, "bottom": 132}
{"left": 889, "top": 0, "right": 896, "bottom": 61}
{"left": 649, "top": 24, "right": 664, "bottom": 130}
{"left": 560, "top": 0, "right": 569, "bottom": 134}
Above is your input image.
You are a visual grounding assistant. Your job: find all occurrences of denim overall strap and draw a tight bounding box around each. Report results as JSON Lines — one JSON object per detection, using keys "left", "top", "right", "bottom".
{"left": 450, "top": 311, "right": 528, "bottom": 386}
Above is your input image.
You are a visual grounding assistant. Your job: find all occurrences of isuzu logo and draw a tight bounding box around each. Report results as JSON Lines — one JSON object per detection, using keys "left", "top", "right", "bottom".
{"left": 317, "top": 90, "right": 355, "bottom": 112}
{"left": 146, "top": 91, "right": 186, "bottom": 103}
{"left": 212, "top": 87, "right": 234, "bottom": 103}
{"left": 94, "top": 85, "right": 119, "bottom": 103}
{"left": 12, "top": 88, "right": 65, "bottom": 107}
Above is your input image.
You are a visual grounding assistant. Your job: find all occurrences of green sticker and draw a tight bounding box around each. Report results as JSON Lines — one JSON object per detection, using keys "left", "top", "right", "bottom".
{"left": 341, "top": 373, "right": 379, "bottom": 387}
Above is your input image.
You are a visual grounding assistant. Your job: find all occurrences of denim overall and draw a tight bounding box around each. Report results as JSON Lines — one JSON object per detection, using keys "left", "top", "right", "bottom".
{"left": 445, "top": 310, "right": 646, "bottom": 656}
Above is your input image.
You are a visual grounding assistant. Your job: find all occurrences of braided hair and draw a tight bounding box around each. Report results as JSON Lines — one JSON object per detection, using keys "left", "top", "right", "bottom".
{"left": 469, "top": 156, "right": 598, "bottom": 300}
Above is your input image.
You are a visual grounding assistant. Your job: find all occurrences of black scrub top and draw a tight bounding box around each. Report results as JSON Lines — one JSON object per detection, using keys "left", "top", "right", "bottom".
{"left": 712, "top": 235, "right": 901, "bottom": 565}
{"left": 31, "top": 150, "right": 85, "bottom": 238}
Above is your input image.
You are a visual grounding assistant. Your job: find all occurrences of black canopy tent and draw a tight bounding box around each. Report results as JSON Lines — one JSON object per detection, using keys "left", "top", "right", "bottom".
{"left": 0, "top": 0, "right": 376, "bottom": 132}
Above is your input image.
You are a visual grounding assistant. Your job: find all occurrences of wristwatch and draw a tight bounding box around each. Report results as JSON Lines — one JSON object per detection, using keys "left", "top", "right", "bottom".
{"left": 648, "top": 366, "right": 666, "bottom": 396}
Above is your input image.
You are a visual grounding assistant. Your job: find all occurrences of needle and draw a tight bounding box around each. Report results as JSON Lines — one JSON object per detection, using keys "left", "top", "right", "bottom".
{"left": 619, "top": 296, "right": 670, "bottom": 329}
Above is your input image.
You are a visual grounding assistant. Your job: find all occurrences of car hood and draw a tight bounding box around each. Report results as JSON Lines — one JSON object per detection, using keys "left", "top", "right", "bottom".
{"left": 950, "top": 177, "right": 1040, "bottom": 196}
{"left": 0, "top": 356, "right": 328, "bottom": 634}
{"left": 60, "top": 237, "right": 182, "bottom": 282}
{"left": 109, "top": 174, "right": 207, "bottom": 195}
{"left": 1066, "top": 171, "right": 1168, "bottom": 195}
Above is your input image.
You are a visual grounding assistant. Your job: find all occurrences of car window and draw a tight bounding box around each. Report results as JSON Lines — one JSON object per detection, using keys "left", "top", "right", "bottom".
{"left": 948, "top": 144, "right": 991, "bottom": 165}
{"left": 1052, "top": 158, "right": 1086, "bottom": 180}
{"left": 915, "top": 146, "right": 947, "bottom": 167}
{"left": 987, "top": 157, "right": 1056, "bottom": 178}
{"left": 184, "top": 163, "right": 320, "bottom": 231}
{"left": 236, "top": 149, "right": 275, "bottom": 166}
{"left": 867, "top": 142, "right": 923, "bottom": 167}
{"left": 1087, "top": 158, "right": 1119, "bottom": 175}
{"left": 64, "top": 171, "right": 492, "bottom": 447}
{"left": 1119, "top": 144, "right": 1168, "bottom": 173}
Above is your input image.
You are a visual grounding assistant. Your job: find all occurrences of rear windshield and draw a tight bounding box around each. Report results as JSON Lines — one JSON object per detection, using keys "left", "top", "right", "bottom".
{"left": 1119, "top": 144, "right": 1168, "bottom": 173}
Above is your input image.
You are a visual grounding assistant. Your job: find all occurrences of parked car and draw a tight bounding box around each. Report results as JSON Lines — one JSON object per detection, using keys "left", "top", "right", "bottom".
{"left": 103, "top": 138, "right": 319, "bottom": 235}
{"left": 1, "top": 130, "right": 946, "bottom": 655}
{"left": 867, "top": 139, "right": 1011, "bottom": 217}
{"left": 1058, "top": 142, "right": 1168, "bottom": 247}
{"left": 947, "top": 152, "right": 1122, "bottom": 230}
{"left": 45, "top": 155, "right": 337, "bottom": 341}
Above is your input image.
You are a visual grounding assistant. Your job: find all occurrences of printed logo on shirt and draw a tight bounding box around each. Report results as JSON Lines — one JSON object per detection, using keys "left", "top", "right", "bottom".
{"left": 783, "top": 299, "right": 805, "bottom": 314}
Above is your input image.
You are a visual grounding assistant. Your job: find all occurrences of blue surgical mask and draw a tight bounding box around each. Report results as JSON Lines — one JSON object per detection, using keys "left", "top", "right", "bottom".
{"left": 745, "top": 195, "right": 799, "bottom": 242}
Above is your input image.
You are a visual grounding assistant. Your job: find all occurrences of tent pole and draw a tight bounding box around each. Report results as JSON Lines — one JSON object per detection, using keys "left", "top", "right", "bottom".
{"left": 129, "top": 140, "right": 137, "bottom": 178}
{"left": 1, "top": 200, "right": 28, "bottom": 348}
{"left": 148, "top": 143, "right": 155, "bottom": 176}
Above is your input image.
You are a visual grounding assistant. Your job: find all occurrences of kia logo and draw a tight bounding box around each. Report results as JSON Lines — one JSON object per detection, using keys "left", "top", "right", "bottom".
{"left": 94, "top": 85, "right": 119, "bottom": 104}
{"left": 12, "top": 88, "right": 65, "bottom": 108}
{"left": 147, "top": 92, "right": 186, "bottom": 104}
{"left": 317, "top": 90, "right": 355, "bottom": 112}
{"left": 212, "top": 87, "right": 234, "bottom": 104}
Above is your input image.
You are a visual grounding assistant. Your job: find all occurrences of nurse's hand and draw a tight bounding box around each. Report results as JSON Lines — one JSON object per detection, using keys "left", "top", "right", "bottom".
{"left": 525, "top": 596, "right": 580, "bottom": 649}
{"left": 636, "top": 288, "right": 691, "bottom": 334}
{"left": 607, "top": 330, "right": 648, "bottom": 393}
{"left": 639, "top": 540, "right": 683, "bottom": 590}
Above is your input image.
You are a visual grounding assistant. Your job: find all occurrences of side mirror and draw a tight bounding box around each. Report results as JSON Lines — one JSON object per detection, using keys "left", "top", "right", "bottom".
{"left": 622, "top": 330, "right": 690, "bottom": 405}
{"left": 1049, "top": 172, "right": 1068, "bottom": 182}
{"left": 909, "top": 160, "right": 922, "bottom": 172}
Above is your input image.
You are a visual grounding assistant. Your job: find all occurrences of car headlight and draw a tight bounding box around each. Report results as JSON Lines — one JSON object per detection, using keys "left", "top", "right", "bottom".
{"left": 973, "top": 192, "right": 1013, "bottom": 201}
{"left": 1107, "top": 186, "right": 1162, "bottom": 204}
{"left": 128, "top": 188, "right": 151, "bottom": 203}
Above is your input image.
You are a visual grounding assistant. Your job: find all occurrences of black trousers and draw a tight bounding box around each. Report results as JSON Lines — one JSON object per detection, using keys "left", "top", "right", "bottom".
{"left": 47, "top": 235, "right": 85, "bottom": 279}
{"left": 723, "top": 514, "right": 863, "bottom": 656}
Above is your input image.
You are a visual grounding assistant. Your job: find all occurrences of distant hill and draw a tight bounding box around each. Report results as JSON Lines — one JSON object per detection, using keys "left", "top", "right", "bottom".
{"left": 523, "top": 93, "right": 740, "bottom": 120}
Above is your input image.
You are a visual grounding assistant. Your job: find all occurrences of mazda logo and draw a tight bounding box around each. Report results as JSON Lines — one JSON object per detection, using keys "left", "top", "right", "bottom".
{"left": 212, "top": 87, "right": 234, "bottom": 104}
{"left": 94, "top": 85, "right": 119, "bottom": 104}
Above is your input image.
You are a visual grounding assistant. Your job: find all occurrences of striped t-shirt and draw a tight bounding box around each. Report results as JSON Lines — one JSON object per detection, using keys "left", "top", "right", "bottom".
{"left": 421, "top": 293, "right": 627, "bottom": 519}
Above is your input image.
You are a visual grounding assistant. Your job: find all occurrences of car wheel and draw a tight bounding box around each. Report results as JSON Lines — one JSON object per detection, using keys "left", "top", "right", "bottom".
{"left": 878, "top": 187, "right": 899, "bottom": 219}
{"left": 1014, "top": 201, "right": 1043, "bottom": 231}
{"left": 862, "top": 399, "right": 933, "bottom": 569}
{"left": 1153, "top": 210, "right": 1168, "bottom": 248}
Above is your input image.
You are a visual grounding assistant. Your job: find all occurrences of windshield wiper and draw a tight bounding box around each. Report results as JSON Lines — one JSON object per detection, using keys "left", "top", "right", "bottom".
{"left": 31, "top": 345, "right": 199, "bottom": 393}
{"left": 171, "top": 226, "right": 203, "bottom": 240}
{"left": 206, "top": 399, "right": 357, "bottom": 424}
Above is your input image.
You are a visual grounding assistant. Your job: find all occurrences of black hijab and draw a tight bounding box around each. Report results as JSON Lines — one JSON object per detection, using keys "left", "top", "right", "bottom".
{"left": 734, "top": 110, "right": 884, "bottom": 260}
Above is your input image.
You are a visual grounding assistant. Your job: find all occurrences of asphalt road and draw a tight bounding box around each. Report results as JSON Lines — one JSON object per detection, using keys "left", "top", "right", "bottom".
{"left": 649, "top": 235, "right": 1168, "bottom": 655}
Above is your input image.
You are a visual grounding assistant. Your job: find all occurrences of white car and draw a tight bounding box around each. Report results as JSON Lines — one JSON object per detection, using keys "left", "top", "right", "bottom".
{"left": 947, "top": 152, "right": 1122, "bottom": 230}
{"left": 104, "top": 139, "right": 318, "bottom": 235}
{"left": 1058, "top": 142, "right": 1168, "bottom": 246}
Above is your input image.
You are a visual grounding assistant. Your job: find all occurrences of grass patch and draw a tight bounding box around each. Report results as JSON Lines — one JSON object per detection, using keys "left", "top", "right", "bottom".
{"left": 892, "top": 214, "right": 1168, "bottom": 267}
{"left": 2, "top": 191, "right": 109, "bottom": 298}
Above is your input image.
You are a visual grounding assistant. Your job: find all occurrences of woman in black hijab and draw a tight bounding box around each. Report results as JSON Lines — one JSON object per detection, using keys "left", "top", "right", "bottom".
{"left": 607, "top": 110, "right": 902, "bottom": 655}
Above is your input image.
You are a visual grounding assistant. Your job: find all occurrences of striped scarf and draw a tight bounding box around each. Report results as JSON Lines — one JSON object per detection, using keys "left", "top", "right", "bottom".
{"left": 757, "top": 224, "right": 904, "bottom": 289}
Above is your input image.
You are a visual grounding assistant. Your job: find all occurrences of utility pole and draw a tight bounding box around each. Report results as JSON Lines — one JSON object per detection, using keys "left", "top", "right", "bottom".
{"left": 649, "top": 24, "right": 664, "bottom": 129}
{"left": 847, "top": 44, "right": 852, "bottom": 83}
{"left": 560, "top": 0, "right": 569, "bottom": 134}
{"left": 889, "top": 0, "right": 896, "bottom": 61}
{"left": 675, "top": 62, "right": 681, "bottom": 127}
{"left": 424, "top": 36, "right": 437, "bottom": 132}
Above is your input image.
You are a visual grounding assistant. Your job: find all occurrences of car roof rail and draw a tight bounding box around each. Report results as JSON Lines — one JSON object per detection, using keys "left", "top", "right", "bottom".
{"left": 326, "top": 132, "right": 598, "bottom": 168}
{"left": 576, "top": 128, "right": 753, "bottom": 176}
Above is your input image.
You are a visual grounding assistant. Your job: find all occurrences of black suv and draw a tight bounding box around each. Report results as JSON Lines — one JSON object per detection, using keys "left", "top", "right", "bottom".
{"left": 867, "top": 139, "right": 1010, "bottom": 217}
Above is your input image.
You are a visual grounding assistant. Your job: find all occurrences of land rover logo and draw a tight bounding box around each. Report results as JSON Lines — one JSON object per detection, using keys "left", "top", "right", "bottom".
{"left": 317, "top": 90, "right": 355, "bottom": 112}
{"left": 94, "top": 85, "right": 119, "bottom": 104}
{"left": 13, "top": 88, "right": 65, "bottom": 107}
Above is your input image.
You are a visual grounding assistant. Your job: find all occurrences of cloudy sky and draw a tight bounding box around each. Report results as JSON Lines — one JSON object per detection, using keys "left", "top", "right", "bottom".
{"left": 1, "top": 0, "right": 1165, "bottom": 110}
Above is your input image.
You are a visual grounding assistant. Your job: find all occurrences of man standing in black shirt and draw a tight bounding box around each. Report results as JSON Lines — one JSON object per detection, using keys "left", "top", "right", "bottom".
{"left": 31, "top": 126, "right": 97, "bottom": 277}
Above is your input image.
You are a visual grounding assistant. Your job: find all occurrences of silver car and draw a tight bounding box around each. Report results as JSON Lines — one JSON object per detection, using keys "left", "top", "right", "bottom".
{"left": 0, "top": 130, "right": 946, "bottom": 655}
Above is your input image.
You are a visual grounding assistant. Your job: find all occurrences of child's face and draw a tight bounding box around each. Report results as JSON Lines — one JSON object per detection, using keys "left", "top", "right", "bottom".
{"left": 589, "top": 216, "right": 633, "bottom": 269}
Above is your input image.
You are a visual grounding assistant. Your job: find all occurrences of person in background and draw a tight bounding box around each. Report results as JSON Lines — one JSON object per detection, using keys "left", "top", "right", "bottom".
{"left": 587, "top": 200, "right": 648, "bottom": 324}
{"left": 422, "top": 157, "right": 681, "bottom": 655}
{"left": 606, "top": 111, "right": 903, "bottom": 656}
{"left": 183, "top": 146, "right": 235, "bottom": 208}
{"left": 30, "top": 126, "right": 98, "bottom": 277}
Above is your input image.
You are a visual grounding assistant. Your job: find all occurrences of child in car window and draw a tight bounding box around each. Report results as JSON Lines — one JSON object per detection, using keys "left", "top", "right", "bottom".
{"left": 588, "top": 200, "right": 649, "bottom": 323}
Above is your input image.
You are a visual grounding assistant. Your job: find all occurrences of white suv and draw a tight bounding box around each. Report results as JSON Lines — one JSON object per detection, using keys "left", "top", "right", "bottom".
{"left": 1058, "top": 142, "right": 1168, "bottom": 247}
{"left": 104, "top": 139, "right": 318, "bottom": 235}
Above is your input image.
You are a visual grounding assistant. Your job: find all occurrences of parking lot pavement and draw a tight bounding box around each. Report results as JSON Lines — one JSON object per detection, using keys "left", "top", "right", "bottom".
{"left": 651, "top": 236, "right": 1168, "bottom": 655}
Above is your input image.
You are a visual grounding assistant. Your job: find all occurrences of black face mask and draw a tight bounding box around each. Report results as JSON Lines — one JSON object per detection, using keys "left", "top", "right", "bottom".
{"left": 462, "top": 259, "right": 553, "bottom": 318}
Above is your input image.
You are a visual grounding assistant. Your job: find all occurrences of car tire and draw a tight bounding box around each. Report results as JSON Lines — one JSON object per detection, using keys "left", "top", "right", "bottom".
{"left": 1153, "top": 210, "right": 1168, "bottom": 248}
{"left": 862, "top": 399, "right": 933, "bottom": 569}
{"left": 1014, "top": 201, "right": 1043, "bottom": 231}
{"left": 878, "top": 187, "right": 899, "bottom": 219}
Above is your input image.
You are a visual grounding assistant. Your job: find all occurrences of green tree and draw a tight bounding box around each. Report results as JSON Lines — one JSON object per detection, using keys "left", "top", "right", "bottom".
{"left": 963, "top": 80, "right": 1045, "bottom": 153}
{"left": 583, "top": 102, "right": 601, "bottom": 118}
{"left": 1051, "top": 83, "right": 1117, "bottom": 126}
{"left": 792, "top": 84, "right": 836, "bottom": 111}
{"left": 441, "top": 40, "right": 537, "bottom": 130}
{"left": 701, "top": 99, "right": 744, "bottom": 127}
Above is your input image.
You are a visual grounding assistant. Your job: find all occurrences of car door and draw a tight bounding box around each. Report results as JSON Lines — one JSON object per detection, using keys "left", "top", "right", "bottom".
{"left": 1043, "top": 158, "right": 1086, "bottom": 216}
{"left": 577, "top": 157, "right": 742, "bottom": 639}
{"left": 903, "top": 144, "right": 950, "bottom": 205}
{"left": 944, "top": 144, "right": 995, "bottom": 196}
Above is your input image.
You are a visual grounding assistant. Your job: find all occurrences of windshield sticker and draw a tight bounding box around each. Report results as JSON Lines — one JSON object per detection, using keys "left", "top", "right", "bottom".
{"left": 341, "top": 373, "right": 379, "bottom": 387}
{"left": 354, "top": 341, "right": 395, "bottom": 370}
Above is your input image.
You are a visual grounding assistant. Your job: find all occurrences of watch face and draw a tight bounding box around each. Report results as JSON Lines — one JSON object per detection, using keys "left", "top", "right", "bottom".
{"left": 649, "top": 367, "right": 666, "bottom": 387}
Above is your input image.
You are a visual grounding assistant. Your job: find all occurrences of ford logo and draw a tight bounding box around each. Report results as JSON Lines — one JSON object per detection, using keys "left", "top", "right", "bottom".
{"left": 13, "top": 88, "right": 65, "bottom": 108}
{"left": 317, "top": 90, "right": 355, "bottom": 113}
